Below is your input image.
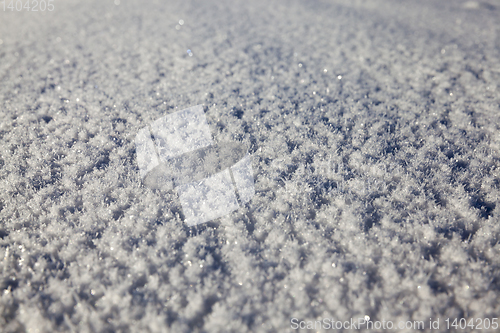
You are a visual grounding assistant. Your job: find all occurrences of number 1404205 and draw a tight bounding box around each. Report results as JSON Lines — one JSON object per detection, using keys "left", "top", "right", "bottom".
{"left": 445, "top": 318, "right": 498, "bottom": 330}
{"left": 2, "top": 0, "right": 54, "bottom": 11}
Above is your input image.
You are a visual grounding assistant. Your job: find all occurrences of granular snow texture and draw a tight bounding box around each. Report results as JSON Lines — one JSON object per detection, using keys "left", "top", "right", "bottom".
{"left": 1, "top": 0, "right": 500, "bottom": 332}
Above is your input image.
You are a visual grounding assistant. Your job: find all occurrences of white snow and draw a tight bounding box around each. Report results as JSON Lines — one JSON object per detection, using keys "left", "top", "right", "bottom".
{"left": 0, "top": 0, "right": 499, "bottom": 331}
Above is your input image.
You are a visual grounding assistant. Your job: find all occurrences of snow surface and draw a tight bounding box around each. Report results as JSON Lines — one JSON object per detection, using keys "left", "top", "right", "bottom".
{"left": 1, "top": 0, "right": 500, "bottom": 331}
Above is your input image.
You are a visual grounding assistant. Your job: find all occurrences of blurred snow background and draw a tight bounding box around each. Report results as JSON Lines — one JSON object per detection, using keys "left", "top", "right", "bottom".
{"left": 0, "top": 0, "right": 499, "bottom": 331}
